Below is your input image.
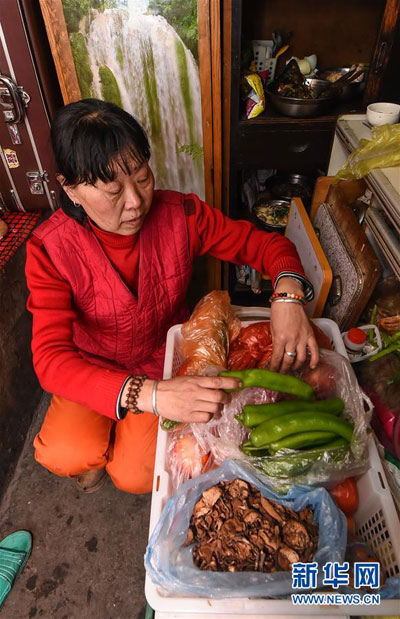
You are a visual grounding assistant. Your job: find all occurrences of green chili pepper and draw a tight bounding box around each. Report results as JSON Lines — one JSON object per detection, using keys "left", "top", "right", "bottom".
{"left": 369, "top": 342, "right": 400, "bottom": 362}
{"left": 238, "top": 397, "right": 344, "bottom": 428}
{"left": 220, "top": 369, "right": 314, "bottom": 400}
{"left": 254, "top": 438, "right": 349, "bottom": 478}
{"left": 368, "top": 304, "right": 378, "bottom": 344}
{"left": 267, "top": 431, "right": 337, "bottom": 454}
{"left": 250, "top": 411, "right": 354, "bottom": 447}
{"left": 160, "top": 418, "right": 182, "bottom": 431}
{"left": 240, "top": 444, "right": 270, "bottom": 457}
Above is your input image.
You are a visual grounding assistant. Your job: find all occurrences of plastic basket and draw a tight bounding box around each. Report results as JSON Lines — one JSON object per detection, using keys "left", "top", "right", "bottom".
{"left": 145, "top": 310, "right": 400, "bottom": 615}
{"left": 252, "top": 40, "right": 277, "bottom": 82}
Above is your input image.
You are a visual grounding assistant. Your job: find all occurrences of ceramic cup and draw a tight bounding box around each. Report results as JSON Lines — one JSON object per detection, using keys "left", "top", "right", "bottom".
{"left": 367, "top": 102, "right": 400, "bottom": 127}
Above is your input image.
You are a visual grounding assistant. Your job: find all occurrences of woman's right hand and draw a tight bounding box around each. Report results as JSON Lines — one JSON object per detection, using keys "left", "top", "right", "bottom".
{"left": 137, "top": 375, "right": 242, "bottom": 423}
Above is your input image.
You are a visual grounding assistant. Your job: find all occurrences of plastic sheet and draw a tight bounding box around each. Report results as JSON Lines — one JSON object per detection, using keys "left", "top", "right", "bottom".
{"left": 145, "top": 459, "right": 347, "bottom": 598}
{"left": 177, "top": 290, "right": 241, "bottom": 376}
{"left": 191, "top": 349, "right": 372, "bottom": 491}
{"left": 334, "top": 123, "right": 400, "bottom": 182}
{"left": 249, "top": 349, "right": 373, "bottom": 491}
{"left": 166, "top": 425, "right": 214, "bottom": 490}
{"left": 244, "top": 73, "right": 266, "bottom": 119}
{"left": 191, "top": 386, "right": 279, "bottom": 465}
{"left": 228, "top": 321, "right": 273, "bottom": 370}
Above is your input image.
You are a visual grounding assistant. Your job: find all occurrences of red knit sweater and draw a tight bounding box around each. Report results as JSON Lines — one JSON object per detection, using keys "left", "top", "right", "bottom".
{"left": 26, "top": 195, "right": 305, "bottom": 419}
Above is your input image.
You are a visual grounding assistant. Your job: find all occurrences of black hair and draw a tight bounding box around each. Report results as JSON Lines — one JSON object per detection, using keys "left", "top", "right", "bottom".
{"left": 50, "top": 98, "right": 151, "bottom": 222}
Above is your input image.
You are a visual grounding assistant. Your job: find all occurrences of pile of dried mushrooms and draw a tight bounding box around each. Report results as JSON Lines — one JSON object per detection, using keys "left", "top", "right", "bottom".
{"left": 184, "top": 478, "right": 319, "bottom": 572}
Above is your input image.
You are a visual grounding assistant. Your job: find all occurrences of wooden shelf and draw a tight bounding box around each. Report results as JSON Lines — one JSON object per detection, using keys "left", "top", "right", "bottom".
{"left": 239, "top": 102, "right": 364, "bottom": 129}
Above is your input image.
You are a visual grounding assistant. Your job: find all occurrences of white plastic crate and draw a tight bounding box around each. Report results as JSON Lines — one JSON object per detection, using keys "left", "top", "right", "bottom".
{"left": 145, "top": 311, "right": 400, "bottom": 616}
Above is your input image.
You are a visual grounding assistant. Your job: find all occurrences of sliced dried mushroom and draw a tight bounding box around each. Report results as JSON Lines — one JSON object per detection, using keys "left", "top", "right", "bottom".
{"left": 186, "top": 478, "right": 318, "bottom": 573}
{"left": 202, "top": 485, "right": 223, "bottom": 507}
{"left": 282, "top": 520, "right": 310, "bottom": 552}
{"left": 226, "top": 478, "right": 250, "bottom": 499}
{"left": 260, "top": 496, "right": 283, "bottom": 523}
{"left": 276, "top": 545, "right": 300, "bottom": 571}
{"left": 243, "top": 509, "right": 261, "bottom": 525}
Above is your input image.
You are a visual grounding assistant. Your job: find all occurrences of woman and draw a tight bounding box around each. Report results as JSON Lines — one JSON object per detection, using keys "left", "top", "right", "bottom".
{"left": 25, "top": 99, "right": 318, "bottom": 494}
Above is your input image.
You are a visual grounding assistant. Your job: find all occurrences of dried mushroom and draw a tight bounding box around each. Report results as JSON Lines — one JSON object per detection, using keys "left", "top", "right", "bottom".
{"left": 185, "top": 478, "right": 319, "bottom": 573}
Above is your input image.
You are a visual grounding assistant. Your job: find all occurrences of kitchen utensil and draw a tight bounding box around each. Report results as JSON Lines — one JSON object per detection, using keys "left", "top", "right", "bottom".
{"left": 319, "top": 66, "right": 366, "bottom": 100}
{"left": 304, "top": 54, "right": 318, "bottom": 72}
{"left": 318, "top": 68, "right": 365, "bottom": 99}
{"left": 266, "top": 79, "right": 334, "bottom": 118}
{"left": 274, "top": 44, "right": 289, "bottom": 59}
{"left": 313, "top": 184, "right": 382, "bottom": 330}
{"left": 367, "top": 102, "right": 400, "bottom": 126}
{"left": 271, "top": 31, "right": 282, "bottom": 56}
{"left": 285, "top": 198, "right": 332, "bottom": 318}
{"left": 252, "top": 39, "right": 274, "bottom": 72}
{"left": 265, "top": 173, "right": 314, "bottom": 206}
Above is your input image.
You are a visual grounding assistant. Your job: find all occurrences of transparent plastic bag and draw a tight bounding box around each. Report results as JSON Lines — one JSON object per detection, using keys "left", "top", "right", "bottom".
{"left": 145, "top": 458, "right": 347, "bottom": 598}
{"left": 161, "top": 290, "right": 241, "bottom": 431}
{"left": 177, "top": 290, "right": 241, "bottom": 376}
{"left": 191, "top": 349, "right": 372, "bottom": 492}
{"left": 249, "top": 349, "right": 373, "bottom": 491}
{"left": 166, "top": 425, "right": 214, "bottom": 490}
{"left": 191, "top": 386, "right": 279, "bottom": 464}
{"left": 334, "top": 123, "right": 400, "bottom": 182}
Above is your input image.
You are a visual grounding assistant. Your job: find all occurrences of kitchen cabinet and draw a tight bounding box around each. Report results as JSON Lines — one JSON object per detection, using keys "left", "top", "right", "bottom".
{"left": 221, "top": 0, "right": 400, "bottom": 305}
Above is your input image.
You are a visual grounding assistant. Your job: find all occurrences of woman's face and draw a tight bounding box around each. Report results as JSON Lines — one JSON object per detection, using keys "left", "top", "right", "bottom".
{"left": 61, "top": 158, "right": 155, "bottom": 235}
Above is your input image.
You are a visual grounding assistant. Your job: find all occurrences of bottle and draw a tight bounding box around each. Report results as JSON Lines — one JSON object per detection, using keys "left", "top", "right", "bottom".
{"left": 343, "top": 328, "right": 367, "bottom": 353}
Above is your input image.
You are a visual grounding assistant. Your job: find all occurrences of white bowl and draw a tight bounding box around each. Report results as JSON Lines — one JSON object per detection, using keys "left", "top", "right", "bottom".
{"left": 367, "top": 102, "right": 400, "bottom": 126}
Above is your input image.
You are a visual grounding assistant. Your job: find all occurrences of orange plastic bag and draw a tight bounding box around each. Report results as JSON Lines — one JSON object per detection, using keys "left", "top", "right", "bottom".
{"left": 178, "top": 290, "right": 241, "bottom": 376}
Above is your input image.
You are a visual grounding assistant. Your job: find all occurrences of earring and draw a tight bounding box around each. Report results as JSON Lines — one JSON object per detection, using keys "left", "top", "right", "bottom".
{"left": 73, "top": 201, "right": 81, "bottom": 208}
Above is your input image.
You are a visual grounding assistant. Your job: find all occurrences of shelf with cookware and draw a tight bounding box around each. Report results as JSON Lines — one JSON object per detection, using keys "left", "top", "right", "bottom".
{"left": 221, "top": 0, "right": 400, "bottom": 309}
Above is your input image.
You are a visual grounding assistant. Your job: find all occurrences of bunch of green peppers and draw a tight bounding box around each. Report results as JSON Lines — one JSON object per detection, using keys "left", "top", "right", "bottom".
{"left": 221, "top": 368, "right": 354, "bottom": 478}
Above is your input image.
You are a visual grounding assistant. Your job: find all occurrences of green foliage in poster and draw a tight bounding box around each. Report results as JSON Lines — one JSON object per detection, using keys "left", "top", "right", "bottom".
{"left": 70, "top": 32, "right": 94, "bottom": 98}
{"left": 175, "top": 38, "right": 194, "bottom": 145}
{"left": 63, "top": 0, "right": 120, "bottom": 33}
{"left": 99, "top": 65, "right": 123, "bottom": 107}
{"left": 176, "top": 144, "right": 203, "bottom": 162}
{"left": 116, "top": 43, "right": 124, "bottom": 68}
{"left": 147, "top": 0, "right": 198, "bottom": 61}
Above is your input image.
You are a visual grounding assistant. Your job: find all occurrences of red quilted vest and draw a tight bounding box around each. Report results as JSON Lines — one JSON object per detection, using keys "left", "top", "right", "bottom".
{"left": 33, "top": 189, "right": 192, "bottom": 378}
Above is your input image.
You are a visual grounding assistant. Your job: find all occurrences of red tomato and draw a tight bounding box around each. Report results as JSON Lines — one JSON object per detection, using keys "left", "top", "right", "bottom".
{"left": 346, "top": 515, "right": 356, "bottom": 533}
{"left": 170, "top": 433, "right": 206, "bottom": 478}
{"left": 329, "top": 478, "right": 359, "bottom": 516}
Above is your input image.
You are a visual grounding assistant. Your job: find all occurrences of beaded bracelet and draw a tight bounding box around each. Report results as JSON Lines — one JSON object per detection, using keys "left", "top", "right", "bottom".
{"left": 125, "top": 374, "right": 147, "bottom": 414}
{"left": 270, "top": 291, "right": 307, "bottom": 306}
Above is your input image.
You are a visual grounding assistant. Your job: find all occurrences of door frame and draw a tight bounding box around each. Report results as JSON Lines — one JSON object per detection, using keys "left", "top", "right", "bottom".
{"left": 198, "top": 0, "right": 222, "bottom": 290}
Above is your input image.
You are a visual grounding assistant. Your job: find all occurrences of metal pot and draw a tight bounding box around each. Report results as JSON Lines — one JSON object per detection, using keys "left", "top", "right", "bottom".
{"left": 252, "top": 198, "right": 290, "bottom": 232}
{"left": 265, "top": 173, "right": 314, "bottom": 206}
{"left": 318, "top": 67, "right": 367, "bottom": 101}
{"left": 266, "top": 79, "right": 335, "bottom": 118}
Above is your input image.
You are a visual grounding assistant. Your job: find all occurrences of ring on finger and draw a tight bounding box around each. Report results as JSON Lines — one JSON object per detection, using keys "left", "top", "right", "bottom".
{"left": 285, "top": 350, "right": 297, "bottom": 358}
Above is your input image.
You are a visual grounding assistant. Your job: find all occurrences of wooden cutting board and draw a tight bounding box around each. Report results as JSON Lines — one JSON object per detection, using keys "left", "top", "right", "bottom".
{"left": 285, "top": 197, "right": 332, "bottom": 318}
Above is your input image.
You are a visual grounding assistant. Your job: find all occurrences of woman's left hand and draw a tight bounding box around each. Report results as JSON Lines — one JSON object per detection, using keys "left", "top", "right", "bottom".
{"left": 269, "top": 278, "right": 319, "bottom": 373}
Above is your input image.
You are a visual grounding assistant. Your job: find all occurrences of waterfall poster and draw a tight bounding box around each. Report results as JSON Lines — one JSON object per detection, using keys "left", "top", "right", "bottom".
{"left": 60, "top": 0, "right": 204, "bottom": 198}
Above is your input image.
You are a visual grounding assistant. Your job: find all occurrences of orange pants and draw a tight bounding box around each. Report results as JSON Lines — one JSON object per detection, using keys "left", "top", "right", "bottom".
{"left": 33, "top": 395, "right": 159, "bottom": 494}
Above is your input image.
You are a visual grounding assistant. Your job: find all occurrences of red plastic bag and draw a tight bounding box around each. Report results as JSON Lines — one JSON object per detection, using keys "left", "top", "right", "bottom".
{"left": 228, "top": 321, "right": 272, "bottom": 370}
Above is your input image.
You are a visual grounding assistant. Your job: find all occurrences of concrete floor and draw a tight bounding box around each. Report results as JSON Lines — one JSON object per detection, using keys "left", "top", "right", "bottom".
{"left": 0, "top": 393, "right": 152, "bottom": 619}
